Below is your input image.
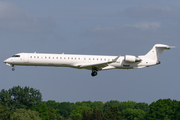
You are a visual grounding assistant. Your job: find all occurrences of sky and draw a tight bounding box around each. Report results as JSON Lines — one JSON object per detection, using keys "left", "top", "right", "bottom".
{"left": 0, "top": 0, "right": 179, "bottom": 104}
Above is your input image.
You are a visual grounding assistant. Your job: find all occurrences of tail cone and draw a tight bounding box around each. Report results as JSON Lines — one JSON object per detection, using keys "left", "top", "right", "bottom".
{"left": 156, "top": 61, "right": 161, "bottom": 64}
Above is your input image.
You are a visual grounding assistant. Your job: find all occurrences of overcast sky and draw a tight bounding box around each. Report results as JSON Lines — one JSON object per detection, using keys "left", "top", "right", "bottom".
{"left": 0, "top": 0, "right": 179, "bottom": 104}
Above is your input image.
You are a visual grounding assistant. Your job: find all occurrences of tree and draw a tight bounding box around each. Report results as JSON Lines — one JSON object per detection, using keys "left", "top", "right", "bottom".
{"left": 118, "top": 101, "right": 136, "bottom": 112}
{"left": 134, "top": 102, "right": 149, "bottom": 112}
{"left": 82, "top": 108, "right": 103, "bottom": 120}
{"left": 57, "top": 102, "right": 75, "bottom": 119}
{"left": 146, "top": 99, "right": 179, "bottom": 120}
{"left": 30, "top": 103, "right": 49, "bottom": 120}
{"left": 103, "top": 106, "right": 122, "bottom": 120}
{"left": 0, "top": 86, "right": 42, "bottom": 111}
{"left": 0, "top": 104, "right": 11, "bottom": 120}
{"left": 122, "top": 108, "right": 145, "bottom": 120}
{"left": 70, "top": 105, "right": 91, "bottom": 120}
{"left": 45, "top": 100, "right": 59, "bottom": 109}
{"left": 103, "top": 100, "right": 120, "bottom": 113}
{"left": 10, "top": 108, "right": 41, "bottom": 120}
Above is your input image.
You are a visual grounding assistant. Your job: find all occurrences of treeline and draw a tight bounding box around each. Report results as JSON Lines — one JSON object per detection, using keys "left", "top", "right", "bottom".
{"left": 0, "top": 86, "right": 180, "bottom": 120}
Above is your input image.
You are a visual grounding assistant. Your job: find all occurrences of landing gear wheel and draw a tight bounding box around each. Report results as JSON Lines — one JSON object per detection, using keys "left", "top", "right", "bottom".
{"left": 12, "top": 68, "right": 15, "bottom": 71}
{"left": 91, "top": 70, "right": 98, "bottom": 77}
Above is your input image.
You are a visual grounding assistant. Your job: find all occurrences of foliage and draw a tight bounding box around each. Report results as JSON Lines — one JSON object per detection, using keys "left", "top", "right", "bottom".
{"left": 2, "top": 86, "right": 180, "bottom": 120}
{"left": 0, "top": 104, "right": 11, "bottom": 120}
{"left": 10, "top": 108, "right": 41, "bottom": 120}
{"left": 45, "top": 100, "right": 59, "bottom": 110}
{"left": 0, "top": 86, "right": 42, "bottom": 111}
{"left": 30, "top": 103, "right": 49, "bottom": 120}
{"left": 103, "top": 100, "right": 120, "bottom": 113}
{"left": 118, "top": 101, "right": 136, "bottom": 112}
{"left": 134, "top": 102, "right": 149, "bottom": 112}
{"left": 82, "top": 108, "right": 103, "bottom": 120}
{"left": 103, "top": 106, "right": 122, "bottom": 120}
{"left": 70, "top": 105, "right": 91, "bottom": 120}
{"left": 146, "top": 98, "right": 179, "bottom": 120}
{"left": 122, "top": 108, "right": 145, "bottom": 120}
{"left": 57, "top": 102, "right": 75, "bottom": 119}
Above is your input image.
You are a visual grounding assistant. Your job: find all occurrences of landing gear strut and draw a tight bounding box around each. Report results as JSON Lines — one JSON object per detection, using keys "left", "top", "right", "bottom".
{"left": 91, "top": 70, "right": 98, "bottom": 77}
{"left": 12, "top": 65, "right": 15, "bottom": 71}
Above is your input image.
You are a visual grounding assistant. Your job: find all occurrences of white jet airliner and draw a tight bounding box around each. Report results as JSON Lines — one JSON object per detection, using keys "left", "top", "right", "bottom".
{"left": 4, "top": 44, "right": 172, "bottom": 76}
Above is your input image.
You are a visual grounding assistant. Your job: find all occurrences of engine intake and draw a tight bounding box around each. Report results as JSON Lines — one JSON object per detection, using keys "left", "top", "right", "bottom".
{"left": 124, "top": 55, "right": 141, "bottom": 63}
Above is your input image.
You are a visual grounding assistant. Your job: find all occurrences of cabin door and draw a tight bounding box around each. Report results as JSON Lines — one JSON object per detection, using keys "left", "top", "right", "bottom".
{"left": 23, "top": 54, "right": 29, "bottom": 63}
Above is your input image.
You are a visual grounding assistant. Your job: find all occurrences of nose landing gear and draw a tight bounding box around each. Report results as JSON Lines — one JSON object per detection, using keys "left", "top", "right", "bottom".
{"left": 12, "top": 65, "right": 15, "bottom": 71}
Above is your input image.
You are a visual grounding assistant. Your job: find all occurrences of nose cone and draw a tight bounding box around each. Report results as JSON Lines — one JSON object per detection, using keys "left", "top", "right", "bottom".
{"left": 4, "top": 59, "right": 8, "bottom": 63}
{"left": 4, "top": 58, "right": 10, "bottom": 63}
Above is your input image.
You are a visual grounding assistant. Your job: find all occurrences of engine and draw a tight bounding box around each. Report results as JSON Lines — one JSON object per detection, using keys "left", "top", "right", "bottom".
{"left": 124, "top": 55, "right": 141, "bottom": 63}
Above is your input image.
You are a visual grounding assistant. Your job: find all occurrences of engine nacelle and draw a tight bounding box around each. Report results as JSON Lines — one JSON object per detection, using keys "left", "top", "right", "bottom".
{"left": 124, "top": 55, "right": 141, "bottom": 63}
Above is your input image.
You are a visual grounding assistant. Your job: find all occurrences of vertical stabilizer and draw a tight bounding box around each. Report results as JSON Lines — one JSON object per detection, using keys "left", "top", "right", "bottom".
{"left": 144, "top": 44, "right": 170, "bottom": 60}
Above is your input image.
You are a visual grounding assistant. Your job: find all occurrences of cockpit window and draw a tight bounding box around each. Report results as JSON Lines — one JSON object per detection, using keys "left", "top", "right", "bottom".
{"left": 12, "top": 55, "right": 20, "bottom": 57}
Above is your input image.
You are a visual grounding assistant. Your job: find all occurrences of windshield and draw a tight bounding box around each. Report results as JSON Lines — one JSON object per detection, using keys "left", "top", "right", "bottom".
{"left": 12, "top": 55, "right": 20, "bottom": 57}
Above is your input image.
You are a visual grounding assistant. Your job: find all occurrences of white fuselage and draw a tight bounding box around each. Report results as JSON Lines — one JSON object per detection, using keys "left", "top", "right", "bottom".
{"left": 4, "top": 53, "right": 158, "bottom": 70}
{"left": 3, "top": 44, "right": 171, "bottom": 76}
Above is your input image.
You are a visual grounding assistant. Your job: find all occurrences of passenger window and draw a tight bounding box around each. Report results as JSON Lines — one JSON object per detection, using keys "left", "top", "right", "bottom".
{"left": 56, "top": 57, "right": 58, "bottom": 59}
{"left": 34, "top": 56, "right": 36, "bottom": 58}
{"left": 30, "top": 56, "right": 32, "bottom": 58}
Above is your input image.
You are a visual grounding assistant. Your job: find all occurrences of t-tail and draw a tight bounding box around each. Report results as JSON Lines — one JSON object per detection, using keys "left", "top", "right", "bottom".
{"left": 142, "top": 44, "right": 172, "bottom": 61}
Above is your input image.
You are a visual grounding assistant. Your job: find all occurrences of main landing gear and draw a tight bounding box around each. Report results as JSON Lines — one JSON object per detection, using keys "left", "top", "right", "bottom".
{"left": 12, "top": 65, "right": 15, "bottom": 71}
{"left": 91, "top": 69, "right": 98, "bottom": 77}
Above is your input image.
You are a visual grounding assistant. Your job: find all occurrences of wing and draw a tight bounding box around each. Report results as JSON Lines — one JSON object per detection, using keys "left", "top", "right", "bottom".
{"left": 77, "top": 55, "right": 120, "bottom": 71}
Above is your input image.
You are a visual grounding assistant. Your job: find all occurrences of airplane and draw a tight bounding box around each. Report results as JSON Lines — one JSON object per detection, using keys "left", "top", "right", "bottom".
{"left": 4, "top": 44, "right": 172, "bottom": 76}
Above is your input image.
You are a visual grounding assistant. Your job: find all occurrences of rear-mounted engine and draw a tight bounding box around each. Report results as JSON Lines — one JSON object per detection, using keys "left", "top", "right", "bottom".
{"left": 124, "top": 55, "right": 141, "bottom": 63}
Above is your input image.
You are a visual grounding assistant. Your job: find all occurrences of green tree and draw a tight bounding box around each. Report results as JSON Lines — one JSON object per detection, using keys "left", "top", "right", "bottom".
{"left": 45, "top": 100, "right": 59, "bottom": 109}
{"left": 146, "top": 98, "right": 179, "bottom": 120}
{"left": 82, "top": 108, "right": 103, "bottom": 120}
{"left": 10, "top": 108, "right": 41, "bottom": 120}
{"left": 0, "top": 86, "right": 42, "bottom": 111}
{"left": 103, "top": 100, "right": 120, "bottom": 113}
{"left": 122, "top": 108, "right": 145, "bottom": 120}
{"left": 174, "top": 101, "right": 180, "bottom": 120}
{"left": 0, "top": 104, "right": 11, "bottom": 120}
{"left": 30, "top": 103, "right": 49, "bottom": 120}
{"left": 103, "top": 106, "right": 122, "bottom": 120}
{"left": 118, "top": 101, "right": 136, "bottom": 112}
{"left": 134, "top": 102, "right": 149, "bottom": 112}
{"left": 57, "top": 102, "right": 75, "bottom": 119}
{"left": 48, "top": 107, "right": 63, "bottom": 120}
{"left": 70, "top": 105, "right": 91, "bottom": 120}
